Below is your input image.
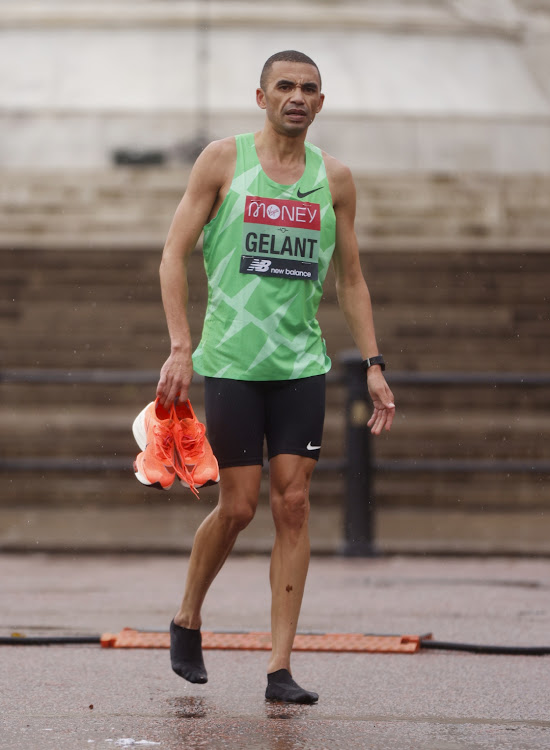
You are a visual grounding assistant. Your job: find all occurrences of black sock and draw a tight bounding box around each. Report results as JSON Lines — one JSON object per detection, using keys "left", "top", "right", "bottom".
{"left": 265, "top": 669, "right": 318, "bottom": 704}
{"left": 170, "top": 620, "right": 208, "bottom": 684}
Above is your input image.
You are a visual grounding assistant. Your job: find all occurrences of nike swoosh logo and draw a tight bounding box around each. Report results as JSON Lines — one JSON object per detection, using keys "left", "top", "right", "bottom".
{"left": 297, "top": 186, "right": 323, "bottom": 199}
{"left": 307, "top": 441, "right": 321, "bottom": 451}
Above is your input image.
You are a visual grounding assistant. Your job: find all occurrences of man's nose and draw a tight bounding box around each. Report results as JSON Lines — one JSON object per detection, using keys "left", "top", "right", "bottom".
{"left": 291, "top": 87, "right": 306, "bottom": 104}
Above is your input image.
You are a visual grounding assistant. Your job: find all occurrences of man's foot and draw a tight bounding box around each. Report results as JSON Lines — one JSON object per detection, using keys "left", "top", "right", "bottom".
{"left": 170, "top": 620, "right": 208, "bottom": 684}
{"left": 265, "top": 669, "right": 318, "bottom": 704}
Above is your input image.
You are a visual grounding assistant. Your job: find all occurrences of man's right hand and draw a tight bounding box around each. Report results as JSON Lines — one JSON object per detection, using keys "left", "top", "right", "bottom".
{"left": 156, "top": 351, "right": 193, "bottom": 409}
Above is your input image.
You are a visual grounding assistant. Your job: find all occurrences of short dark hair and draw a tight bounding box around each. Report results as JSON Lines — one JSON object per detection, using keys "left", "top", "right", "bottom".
{"left": 260, "top": 50, "right": 321, "bottom": 91}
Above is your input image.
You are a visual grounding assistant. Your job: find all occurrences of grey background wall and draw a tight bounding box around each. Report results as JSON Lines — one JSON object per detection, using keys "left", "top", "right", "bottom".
{"left": 1, "top": 0, "right": 550, "bottom": 172}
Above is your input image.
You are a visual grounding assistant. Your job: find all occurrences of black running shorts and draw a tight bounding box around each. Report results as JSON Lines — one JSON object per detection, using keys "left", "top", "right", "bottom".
{"left": 204, "top": 375, "right": 326, "bottom": 469}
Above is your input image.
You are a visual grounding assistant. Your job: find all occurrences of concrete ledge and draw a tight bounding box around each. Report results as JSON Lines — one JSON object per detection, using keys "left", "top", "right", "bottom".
{"left": 3, "top": 169, "right": 550, "bottom": 248}
{"left": 0, "top": 505, "right": 340, "bottom": 555}
{"left": 377, "top": 509, "right": 550, "bottom": 555}
{"left": 0, "top": 1, "right": 525, "bottom": 36}
{"left": 1, "top": 506, "right": 549, "bottom": 555}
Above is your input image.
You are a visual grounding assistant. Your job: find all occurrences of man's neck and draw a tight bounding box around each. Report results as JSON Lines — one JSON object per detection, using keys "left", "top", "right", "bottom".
{"left": 255, "top": 124, "right": 308, "bottom": 167}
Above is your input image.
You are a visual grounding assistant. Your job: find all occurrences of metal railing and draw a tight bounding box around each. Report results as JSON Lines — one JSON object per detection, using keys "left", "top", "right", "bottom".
{"left": 339, "top": 354, "right": 550, "bottom": 555}
{"left": 2, "top": 359, "right": 550, "bottom": 556}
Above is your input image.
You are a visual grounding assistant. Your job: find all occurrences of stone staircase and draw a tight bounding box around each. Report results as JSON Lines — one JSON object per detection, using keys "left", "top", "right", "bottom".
{"left": 2, "top": 247, "right": 548, "bottom": 502}
{"left": 2, "top": 169, "right": 550, "bottom": 249}
{"left": 1, "top": 170, "right": 549, "bottom": 552}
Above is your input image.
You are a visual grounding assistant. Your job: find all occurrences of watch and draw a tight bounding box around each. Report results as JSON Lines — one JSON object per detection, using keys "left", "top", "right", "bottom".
{"left": 361, "top": 355, "right": 386, "bottom": 372}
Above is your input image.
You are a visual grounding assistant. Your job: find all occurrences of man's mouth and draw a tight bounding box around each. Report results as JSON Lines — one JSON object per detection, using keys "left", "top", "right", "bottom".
{"left": 285, "top": 109, "right": 307, "bottom": 120}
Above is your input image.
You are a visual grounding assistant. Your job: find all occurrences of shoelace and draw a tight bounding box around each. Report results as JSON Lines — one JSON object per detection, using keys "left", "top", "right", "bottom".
{"left": 176, "top": 420, "right": 206, "bottom": 464}
{"left": 170, "top": 404, "right": 201, "bottom": 499}
{"left": 151, "top": 422, "right": 175, "bottom": 463}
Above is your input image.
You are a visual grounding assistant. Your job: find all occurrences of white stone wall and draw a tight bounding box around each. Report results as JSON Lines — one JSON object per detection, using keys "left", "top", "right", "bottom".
{"left": 1, "top": 0, "right": 550, "bottom": 171}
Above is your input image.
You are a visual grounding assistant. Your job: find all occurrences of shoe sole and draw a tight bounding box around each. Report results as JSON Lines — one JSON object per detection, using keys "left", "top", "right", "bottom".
{"left": 133, "top": 459, "right": 174, "bottom": 491}
{"left": 174, "top": 446, "right": 220, "bottom": 489}
{"left": 132, "top": 403, "right": 151, "bottom": 450}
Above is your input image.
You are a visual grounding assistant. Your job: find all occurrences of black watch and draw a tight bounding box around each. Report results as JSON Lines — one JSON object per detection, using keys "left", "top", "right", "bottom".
{"left": 361, "top": 355, "right": 386, "bottom": 372}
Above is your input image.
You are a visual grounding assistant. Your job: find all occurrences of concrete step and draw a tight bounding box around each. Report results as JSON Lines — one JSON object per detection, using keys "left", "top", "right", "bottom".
{"left": 1, "top": 408, "right": 546, "bottom": 461}
{"left": 3, "top": 171, "right": 550, "bottom": 248}
{"left": 4, "top": 248, "right": 550, "bottom": 372}
{"left": 376, "top": 470, "right": 549, "bottom": 510}
{"left": 3, "top": 504, "right": 549, "bottom": 554}
{"left": 3, "top": 379, "right": 546, "bottom": 412}
{"left": 1, "top": 468, "right": 544, "bottom": 516}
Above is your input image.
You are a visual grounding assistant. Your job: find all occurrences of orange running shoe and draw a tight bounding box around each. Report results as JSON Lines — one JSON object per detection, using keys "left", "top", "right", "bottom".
{"left": 132, "top": 399, "right": 177, "bottom": 491}
{"left": 173, "top": 399, "right": 220, "bottom": 492}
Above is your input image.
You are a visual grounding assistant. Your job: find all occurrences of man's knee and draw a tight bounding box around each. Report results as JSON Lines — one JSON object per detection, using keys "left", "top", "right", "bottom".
{"left": 216, "top": 465, "right": 262, "bottom": 533}
{"left": 217, "top": 498, "right": 256, "bottom": 532}
{"left": 272, "top": 488, "right": 310, "bottom": 532}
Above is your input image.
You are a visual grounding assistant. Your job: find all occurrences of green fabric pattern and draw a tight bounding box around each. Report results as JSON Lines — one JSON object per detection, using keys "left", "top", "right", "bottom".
{"left": 192, "top": 133, "right": 336, "bottom": 381}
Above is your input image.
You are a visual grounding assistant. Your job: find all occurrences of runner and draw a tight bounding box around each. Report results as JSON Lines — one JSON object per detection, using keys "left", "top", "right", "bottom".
{"left": 156, "top": 50, "right": 395, "bottom": 703}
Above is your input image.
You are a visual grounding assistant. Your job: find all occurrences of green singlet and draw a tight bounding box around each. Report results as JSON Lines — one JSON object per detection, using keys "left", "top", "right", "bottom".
{"left": 192, "top": 132, "right": 337, "bottom": 381}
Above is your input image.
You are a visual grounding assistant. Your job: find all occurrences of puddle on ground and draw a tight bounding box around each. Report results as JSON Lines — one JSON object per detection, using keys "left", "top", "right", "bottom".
{"left": 169, "top": 696, "right": 207, "bottom": 720}
{"left": 265, "top": 703, "right": 310, "bottom": 721}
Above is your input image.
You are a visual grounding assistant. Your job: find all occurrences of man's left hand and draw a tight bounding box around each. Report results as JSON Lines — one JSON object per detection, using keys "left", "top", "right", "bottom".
{"left": 366, "top": 368, "right": 395, "bottom": 435}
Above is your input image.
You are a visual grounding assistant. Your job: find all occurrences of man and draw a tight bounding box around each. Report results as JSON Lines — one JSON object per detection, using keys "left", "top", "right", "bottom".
{"left": 156, "top": 50, "right": 395, "bottom": 703}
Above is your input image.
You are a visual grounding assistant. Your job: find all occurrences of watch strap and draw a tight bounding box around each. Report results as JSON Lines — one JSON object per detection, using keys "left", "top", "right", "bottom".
{"left": 361, "top": 355, "right": 386, "bottom": 372}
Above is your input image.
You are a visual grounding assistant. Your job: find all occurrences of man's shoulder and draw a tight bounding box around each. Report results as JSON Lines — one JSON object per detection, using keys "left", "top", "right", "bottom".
{"left": 320, "top": 150, "right": 352, "bottom": 182}
{"left": 200, "top": 136, "right": 237, "bottom": 163}
{"left": 192, "top": 136, "right": 237, "bottom": 186}
{"left": 319, "top": 150, "right": 355, "bottom": 204}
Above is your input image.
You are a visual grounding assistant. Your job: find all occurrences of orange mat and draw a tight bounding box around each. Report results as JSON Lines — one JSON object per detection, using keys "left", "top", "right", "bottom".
{"left": 101, "top": 628, "right": 425, "bottom": 653}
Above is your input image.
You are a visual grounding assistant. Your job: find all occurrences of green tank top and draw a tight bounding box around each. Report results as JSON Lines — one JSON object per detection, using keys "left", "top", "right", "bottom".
{"left": 192, "top": 132, "right": 336, "bottom": 381}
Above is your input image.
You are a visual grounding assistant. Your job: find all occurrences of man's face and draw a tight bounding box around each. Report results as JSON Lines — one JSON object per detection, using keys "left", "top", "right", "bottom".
{"left": 256, "top": 61, "right": 324, "bottom": 136}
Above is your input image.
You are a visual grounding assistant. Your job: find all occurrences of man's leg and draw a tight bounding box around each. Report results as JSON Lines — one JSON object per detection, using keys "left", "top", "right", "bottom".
{"left": 265, "top": 453, "right": 318, "bottom": 703}
{"left": 171, "top": 464, "right": 262, "bottom": 682}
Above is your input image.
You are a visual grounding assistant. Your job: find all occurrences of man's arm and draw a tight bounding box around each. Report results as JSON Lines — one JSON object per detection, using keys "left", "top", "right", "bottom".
{"left": 328, "top": 157, "right": 395, "bottom": 435}
{"left": 156, "top": 138, "right": 235, "bottom": 408}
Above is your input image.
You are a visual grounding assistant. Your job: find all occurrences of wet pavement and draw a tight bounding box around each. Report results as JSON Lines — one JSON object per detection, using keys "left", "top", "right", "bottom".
{"left": 2, "top": 553, "right": 550, "bottom": 749}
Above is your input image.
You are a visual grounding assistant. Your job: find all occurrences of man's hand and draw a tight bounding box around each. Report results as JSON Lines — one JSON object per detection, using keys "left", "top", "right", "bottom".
{"left": 156, "top": 351, "right": 193, "bottom": 409}
{"left": 366, "top": 368, "right": 395, "bottom": 435}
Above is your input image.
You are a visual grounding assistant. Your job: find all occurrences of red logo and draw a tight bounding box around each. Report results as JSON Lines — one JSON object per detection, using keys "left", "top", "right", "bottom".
{"left": 244, "top": 196, "right": 320, "bottom": 230}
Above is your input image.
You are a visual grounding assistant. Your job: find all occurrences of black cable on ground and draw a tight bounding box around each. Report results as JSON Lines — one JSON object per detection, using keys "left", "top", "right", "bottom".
{"left": 0, "top": 636, "right": 101, "bottom": 645}
{"left": 1, "top": 634, "right": 549, "bottom": 655}
{"left": 420, "top": 639, "right": 550, "bottom": 656}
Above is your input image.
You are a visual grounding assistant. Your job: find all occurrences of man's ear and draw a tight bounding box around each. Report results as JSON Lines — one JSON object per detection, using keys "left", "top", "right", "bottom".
{"left": 316, "top": 93, "right": 325, "bottom": 114}
{"left": 256, "top": 87, "right": 267, "bottom": 110}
